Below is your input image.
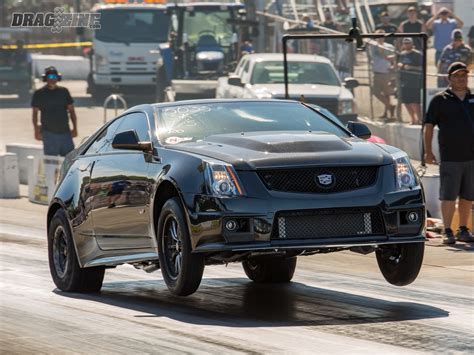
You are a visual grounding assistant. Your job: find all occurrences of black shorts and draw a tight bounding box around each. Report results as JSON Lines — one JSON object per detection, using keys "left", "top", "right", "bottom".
{"left": 400, "top": 87, "right": 421, "bottom": 104}
{"left": 439, "top": 160, "right": 474, "bottom": 201}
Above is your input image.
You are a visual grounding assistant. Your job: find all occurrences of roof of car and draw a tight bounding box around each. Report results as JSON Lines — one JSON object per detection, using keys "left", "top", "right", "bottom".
{"left": 242, "top": 53, "right": 332, "bottom": 64}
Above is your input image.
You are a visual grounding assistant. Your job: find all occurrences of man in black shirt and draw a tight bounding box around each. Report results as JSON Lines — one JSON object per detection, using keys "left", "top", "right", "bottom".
{"left": 31, "top": 67, "right": 78, "bottom": 156}
{"left": 398, "top": 6, "right": 426, "bottom": 50}
{"left": 375, "top": 11, "right": 397, "bottom": 45}
{"left": 424, "top": 62, "right": 474, "bottom": 244}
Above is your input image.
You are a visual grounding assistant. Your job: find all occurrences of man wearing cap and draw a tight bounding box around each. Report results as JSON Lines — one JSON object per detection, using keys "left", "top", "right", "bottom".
{"left": 424, "top": 62, "right": 474, "bottom": 244}
{"left": 426, "top": 7, "right": 464, "bottom": 65}
{"left": 31, "top": 66, "right": 78, "bottom": 156}
{"left": 397, "top": 37, "right": 423, "bottom": 124}
{"left": 398, "top": 7, "right": 426, "bottom": 50}
{"left": 375, "top": 11, "right": 397, "bottom": 45}
{"left": 437, "top": 29, "right": 472, "bottom": 87}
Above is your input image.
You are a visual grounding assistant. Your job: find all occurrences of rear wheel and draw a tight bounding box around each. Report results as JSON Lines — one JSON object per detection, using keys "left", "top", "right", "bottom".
{"left": 48, "top": 209, "right": 105, "bottom": 292}
{"left": 158, "top": 198, "right": 204, "bottom": 296}
{"left": 376, "top": 243, "right": 424, "bottom": 286}
{"left": 242, "top": 256, "right": 297, "bottom": 283}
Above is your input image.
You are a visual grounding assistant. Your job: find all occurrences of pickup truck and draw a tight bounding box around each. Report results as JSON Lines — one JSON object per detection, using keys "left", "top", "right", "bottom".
{"left": 216, "top": 53, "right": 359, "bottom": 123}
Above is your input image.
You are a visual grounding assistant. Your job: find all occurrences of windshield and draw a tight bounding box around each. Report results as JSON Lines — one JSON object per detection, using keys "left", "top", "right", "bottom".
{"left": 95, "top": 9, "right": 170, "bottom": 43}
{"left": 251, "top": 61, "right": 340, "bottom": 86}
{"left": 154, "top": 101, "right": 348, "bottom": 145}
{"left": 183, "top": 8, "right": 233, "bottom": 47}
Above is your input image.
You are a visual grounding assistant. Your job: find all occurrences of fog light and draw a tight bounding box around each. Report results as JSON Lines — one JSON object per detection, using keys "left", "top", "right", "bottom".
{"left": 225, "top": 219, "right": 237, "bottom": 231}
{"left": 407, "top": 211, "right": 419, "bottom": 223}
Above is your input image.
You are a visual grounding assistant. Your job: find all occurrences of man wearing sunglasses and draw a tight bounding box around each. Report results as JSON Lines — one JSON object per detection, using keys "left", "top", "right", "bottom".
{"left": 426, "top": 7, "right": 464, "bottom": 65}
{"left": 31, "top": 66, "right": 77, "bottom": 156}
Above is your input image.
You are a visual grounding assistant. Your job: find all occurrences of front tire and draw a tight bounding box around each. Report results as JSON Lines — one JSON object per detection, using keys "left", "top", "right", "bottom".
{"left": 376, "top": 242, "right": 424, "bottom": 286}
{"left": 158, "top": 198, "right": 204, "bottom": 296}
{"left": 242, "top": 256, "right": 297, "bottom": 283}
{"left": 48, "top": 209, "right": 105, "bottom": 292}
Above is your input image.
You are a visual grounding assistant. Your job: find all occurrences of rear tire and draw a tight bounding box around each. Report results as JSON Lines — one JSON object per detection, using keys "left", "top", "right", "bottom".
{"left": 376, "top": 242, "right": 424, "bottom": 286}
{"left": 158, "top": 197, "right": 204, "bottom": 296}
{"left": 242, "top": 256, "right": 297, "bottom": 283}
{"left": 48, "top": 209, "right": 105, "bottom": 292}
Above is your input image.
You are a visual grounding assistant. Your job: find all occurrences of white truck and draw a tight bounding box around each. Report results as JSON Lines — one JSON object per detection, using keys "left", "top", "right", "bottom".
{"left": 216, "top": 53, "right": 359, "bottom": 123}
{"left": 87, "top": 1, "right": 170, "bottom": 102}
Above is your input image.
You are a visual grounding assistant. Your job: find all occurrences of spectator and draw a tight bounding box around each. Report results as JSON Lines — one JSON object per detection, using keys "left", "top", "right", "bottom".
{"left": 398, "top": 6, "right": 426, "bottom": 50}
{"left": 424, "top": 62, "right": 474, "bottom": 244}
{"left": 426, "top": 7, "right": 464, "bottom": 64}
{"left": 375, "top": 11, "right": 397, "bottom": 45}
{"left": 301, "top": 14, "right": 315, "bottom": 30}
{"left": 240, "top": 39, "right": 254, "bottom": 56}
{"left": 397, "top": 37, "right": 423, "bottom": 125}
{"left": 32, "top": 66, "right": 78, "bottom": 157}
{"left": 437, "top": 29, "right": 472, "bottom": 88}
{"left": 370, "top": 30, "right": 395, "bottom": 119}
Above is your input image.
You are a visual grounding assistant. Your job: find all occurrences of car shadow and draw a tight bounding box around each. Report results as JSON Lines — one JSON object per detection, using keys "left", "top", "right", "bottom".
{"left": 55, "top": 277, "right": 449, "bottom": 327}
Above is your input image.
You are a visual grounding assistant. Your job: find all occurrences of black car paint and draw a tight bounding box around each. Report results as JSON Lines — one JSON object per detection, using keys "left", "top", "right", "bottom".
{"left": 48, "top": 100, "right": 425, "bottom": 269}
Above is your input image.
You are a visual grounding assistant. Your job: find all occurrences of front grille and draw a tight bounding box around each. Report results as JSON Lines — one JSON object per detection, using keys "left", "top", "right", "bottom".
{"left": 271, "top": 208, "right": 385, "bottom": 240}
{"left": 258, "top": 166, "right": 378, "bottom": 193}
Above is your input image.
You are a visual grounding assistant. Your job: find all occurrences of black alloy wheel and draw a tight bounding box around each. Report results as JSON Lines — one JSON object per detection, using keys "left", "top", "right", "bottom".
{"left": 48, "top": 209, "right": 105, "bottom": 292}
{"left": 376, "top": 242, "right": 424, "bottom": 286}
{"left": 242, "top": 256, "right": 297, "bottom": 283}
{"left": 158, "top": 197, "right": 204, "bottom": 296}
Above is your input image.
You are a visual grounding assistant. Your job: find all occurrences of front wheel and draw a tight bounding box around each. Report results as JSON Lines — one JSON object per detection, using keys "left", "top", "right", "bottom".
{"left": 48, "top": 209, "right": 105, "bottom": 292}
{"left": 376, "top": 242, "right": 424, "bottom": 286}
{"left": 242, "top": 256, "right": 297, "bottom": 283}
{"left": 157, "top": 198, "right": 204, "bottom": 296}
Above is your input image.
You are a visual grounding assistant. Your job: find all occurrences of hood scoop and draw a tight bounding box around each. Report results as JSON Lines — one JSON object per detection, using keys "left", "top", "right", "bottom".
{"left": 205, "top": 132, "right": 351, "bottom": 153}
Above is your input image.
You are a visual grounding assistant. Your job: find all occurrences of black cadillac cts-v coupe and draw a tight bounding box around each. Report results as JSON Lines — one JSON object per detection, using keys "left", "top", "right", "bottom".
{"left": 47, "top": 99, "right": 425, "bottom": 296}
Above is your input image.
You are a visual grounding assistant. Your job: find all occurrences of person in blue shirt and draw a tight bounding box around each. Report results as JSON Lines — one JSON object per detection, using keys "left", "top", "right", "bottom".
{"left": 437, "top": 29, "right": 472, "bottom": 88}
{"left": 426, "top": 7, "right": 464, "bottom": 64}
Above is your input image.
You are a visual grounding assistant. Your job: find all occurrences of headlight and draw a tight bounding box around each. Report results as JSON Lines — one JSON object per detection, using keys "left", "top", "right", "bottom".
{"left": 338, "top": 100, "right": 354, "bottom": 115}
{"left": 196, "top": 51, "right": 224, "bottom": 61}
{"left": 204, "top": 160, "right": 245, "bottom": 197}
{"left": 393, "top": 153, "right": 418, "bottom": 190}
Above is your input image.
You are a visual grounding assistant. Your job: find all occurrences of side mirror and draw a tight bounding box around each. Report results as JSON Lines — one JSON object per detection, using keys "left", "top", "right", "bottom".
{"left": 347, "top": 121, "right": 371, "bottom": 139}
{"left": 344, "top": 77, "right": 359, "bottom": 90}
{"left": 228, "top": 75, "right": 243, "bottom": 87}
{"left": 112, "top": 130, "right": 152, "bottom": 151}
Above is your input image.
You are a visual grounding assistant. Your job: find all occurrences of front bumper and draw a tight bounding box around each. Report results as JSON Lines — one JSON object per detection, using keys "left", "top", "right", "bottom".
{"left": 181, "top": 166, "right": 426, "bottom": 254}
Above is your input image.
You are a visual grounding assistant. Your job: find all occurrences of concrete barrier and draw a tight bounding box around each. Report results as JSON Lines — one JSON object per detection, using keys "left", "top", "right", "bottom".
{"left": 6, "top": 144, "right": 43, "bottom": 184}
{"left": 0, "top": 153, "right": 20, "bottom": 198}
{"left": 32, "top": 54, "right": 89, "bottom": 80}
{"left": 358, "top": 116, "right": 440, "bottom": 161}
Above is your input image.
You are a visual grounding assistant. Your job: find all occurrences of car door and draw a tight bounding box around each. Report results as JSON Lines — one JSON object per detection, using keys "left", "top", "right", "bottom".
{"left": 89, "top": 112, "right": 154, "bottom": 250}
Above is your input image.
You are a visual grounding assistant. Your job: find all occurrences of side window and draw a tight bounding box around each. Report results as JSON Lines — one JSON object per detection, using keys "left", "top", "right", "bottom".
{"left": 84, "top": 118, "right": 122, "bottom": 155}
{"left": 111, "top": 112, "right": 150, "bottom": 151}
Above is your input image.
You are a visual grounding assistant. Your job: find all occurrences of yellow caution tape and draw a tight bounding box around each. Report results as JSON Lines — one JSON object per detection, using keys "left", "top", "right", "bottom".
{"left": 1, "top": 41, "right": 92, "bottom": 49}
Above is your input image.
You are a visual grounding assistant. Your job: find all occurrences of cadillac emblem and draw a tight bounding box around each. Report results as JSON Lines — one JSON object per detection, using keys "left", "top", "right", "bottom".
{"left": 316, "top": 173, "right": 335, "bottom": 187}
